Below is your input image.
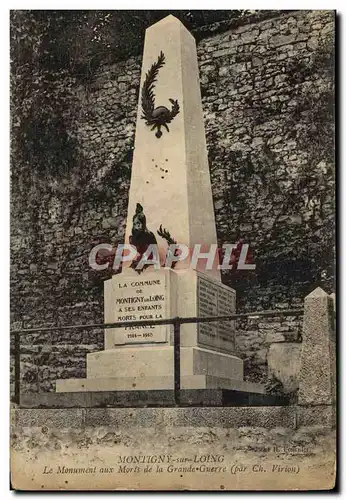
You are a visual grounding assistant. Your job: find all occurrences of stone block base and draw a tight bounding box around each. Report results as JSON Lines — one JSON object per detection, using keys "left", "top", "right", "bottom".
{"left": 85, "top": 346, "right": 243, "bottom": 379}
{"left": 56, "top": 346, "right": 247, "bottom": 392}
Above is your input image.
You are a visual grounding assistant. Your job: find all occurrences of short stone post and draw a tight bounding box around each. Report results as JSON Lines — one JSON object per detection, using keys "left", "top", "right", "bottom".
{"left": 298, "top": 287, "right": 336, "bottom": 405}
{"left": 330, "top": 292, "right": 336, "bottom": 312}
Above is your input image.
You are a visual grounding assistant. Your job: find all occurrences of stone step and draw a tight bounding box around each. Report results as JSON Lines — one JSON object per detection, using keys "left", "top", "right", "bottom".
{"left": 20, "top": 389, "right": 289, "bottom": 409}
{"left": 55, "top": 374, "right": 264, "bottom": 393}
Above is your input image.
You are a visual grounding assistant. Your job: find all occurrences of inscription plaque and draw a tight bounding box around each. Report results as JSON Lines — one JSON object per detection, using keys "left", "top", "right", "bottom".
{"left": 197, "top": 275, "right": 236, "bottom": 352}
{"left": 112, "top": 275, "right": 169, "bottom": 345}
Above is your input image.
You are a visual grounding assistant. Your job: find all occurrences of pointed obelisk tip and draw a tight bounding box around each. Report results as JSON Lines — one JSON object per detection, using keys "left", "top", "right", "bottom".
{"left": 147, "top": 14, "right": 191, "bottom": 33}
{"left": 305, "top": 286, "right": 328, "bottom": 299}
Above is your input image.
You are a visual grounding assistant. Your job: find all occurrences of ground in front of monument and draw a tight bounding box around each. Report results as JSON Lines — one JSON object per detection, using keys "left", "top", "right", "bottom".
{"left": 10, "top": 10, "right": 336, "bottom": 491}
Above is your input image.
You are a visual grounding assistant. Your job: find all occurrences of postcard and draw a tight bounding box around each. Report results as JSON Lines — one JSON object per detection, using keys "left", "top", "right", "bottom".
{"left": 10, "top": 9, "right": 336, "bottom": 490}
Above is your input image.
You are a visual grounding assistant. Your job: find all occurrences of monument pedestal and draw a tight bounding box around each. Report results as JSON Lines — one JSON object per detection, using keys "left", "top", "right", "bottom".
{"left": 56, "top": 269, "right": 264, "bottom": 393}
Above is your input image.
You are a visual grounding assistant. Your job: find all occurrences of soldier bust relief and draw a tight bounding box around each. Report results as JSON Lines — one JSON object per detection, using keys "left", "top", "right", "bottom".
{"left": 129, "top": 203, "right": 157, "bottom": 272}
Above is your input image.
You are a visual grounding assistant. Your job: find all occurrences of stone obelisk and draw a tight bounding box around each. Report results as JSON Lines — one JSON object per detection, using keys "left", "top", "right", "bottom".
{"left": 124, "top": 15, "right": 220, "bottom": 276}
{"left": 56, "top": 16, "right": 264, "bottom": 394}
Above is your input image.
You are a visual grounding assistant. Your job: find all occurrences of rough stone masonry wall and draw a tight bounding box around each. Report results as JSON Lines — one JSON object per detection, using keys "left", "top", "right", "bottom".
{"left": 10, "top": 10, "right": 335, "bottom": 394}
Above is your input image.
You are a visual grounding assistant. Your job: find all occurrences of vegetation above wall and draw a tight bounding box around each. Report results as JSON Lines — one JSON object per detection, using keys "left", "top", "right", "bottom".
{"left": 10, "top": 10, "right": 292, "bottom": 79}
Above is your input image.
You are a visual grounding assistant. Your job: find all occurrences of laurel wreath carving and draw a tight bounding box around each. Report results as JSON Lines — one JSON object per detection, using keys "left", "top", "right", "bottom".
{"left": 141, "top": 51, "right": 180, "bottom": 138}
{"left": 157, "top": 224, "right": 177, "bottom": 245}
{"left": 157, "top": 224, "right": 180, "bottom": 269}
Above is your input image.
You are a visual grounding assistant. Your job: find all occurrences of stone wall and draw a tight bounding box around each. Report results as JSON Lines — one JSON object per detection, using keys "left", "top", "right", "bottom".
{"left": 10, "top": 10, "right": 335, "bottom": 394}
{"left": 236, "top": 306, "right": 302, "bottom": 390}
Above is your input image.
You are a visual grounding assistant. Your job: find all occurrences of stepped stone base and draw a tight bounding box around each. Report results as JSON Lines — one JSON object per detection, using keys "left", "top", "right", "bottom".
{"left": 86, "top": 346, "right": 243, "bottom": 379}
{"left": 56, "top": 374, "right": 264, "bottom": 393}
{"left": 56, "top": 346, "right": 253, "bottom": 393}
